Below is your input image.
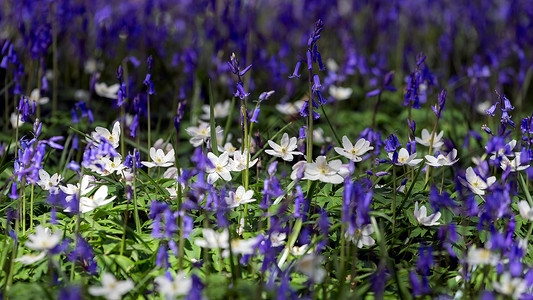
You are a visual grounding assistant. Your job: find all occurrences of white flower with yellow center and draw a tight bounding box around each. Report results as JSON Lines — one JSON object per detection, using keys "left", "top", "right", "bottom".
{"left": 76, "top": 185, "right": 116, "bottom": 213}
{"left": 328, "top": 85, "right": 353, "bottom": 101}
{"left": 415, "top": 129, "right": 444, "bottom": 149}
{"left": 60, "top": 175, "right": 95, "bottom": 201}
{"left": 334, "top": 136, "right": 373, "bottom": 162}
{"left": 10, "top": 112, "right": 24, "bottom": 129}
{"left": 388, "top": 148, "right": 423, "bottom": 166}
{"left": 223, "top": 236, "right": 260, "bottom": 257}
{"left": 142, "top": 147, "right": 175, "bottom": 168}
{"left": 90, "top": 121, "right": 121, "bottom": 148}
{"left": 155, "top": 272, "right": 192, "bottom": 300}
{"left": 493, "top": 273, "right": 527, "bottom": 299}
{"left": 425, "top": 149, "right": 459, "bottom": 167}
{"left": 489, "top": 139, "right": 516, "bottom": 160}
{"left": 29, "top": 88, "right": 49, "bottom": 105}
{"left": 460, "top": 167, "right": 496, "bottom": 196}
{"left": 206, "top": 151, "right": 232, "bottom": 183}
{"left": 303, "top": 156, "right": 349, "bottom": 184}
{"left": 295, "top": 254, "right": 326, "bottom": 283}
{"left": 88, "top": 272, "right": 134, "bottom": 300}
{"left": 265, "top": 133, "right": 302, "bottom": 162}
{"left": 200, "top": 100, "right": 231, "bottom": 120}
{"left": 185, "top": 122, "right": 223, "bottom": 147}
{"left": 195, "top": 228, "right": 229, "bottom": 249}
{"left": 37, "top": 169, "right": 62, "bottom": 191}
{"left": 225, "top": 186, "right": 255, "bottom": 208}
{"left": 89, "top": 155, "right": 126, "bottom": 176}
{"left": 345, "top": 224, "right": 375, "bottom": 248}
{"left": 230, "top": 149, "right": 258, "bottom": 171}
{"left": 15, "top": 252, "right": 46, "bottom": 265}
{"left": 94, "top": 82, "right": 120, "bottom": 99}
{"left": 275, "top": 100, "right": 305, "bottom": 115}
{"left": 500, "top": 152, "right": 529, "bottom": 172}
{"left": 466, "top": 246, "right": 498, "bottom": 266}
{"left": 414, "top": 202, "right": 441, "bottom": 226}
{"left": 25, "top": 225, "right": 62, "bottom": 252}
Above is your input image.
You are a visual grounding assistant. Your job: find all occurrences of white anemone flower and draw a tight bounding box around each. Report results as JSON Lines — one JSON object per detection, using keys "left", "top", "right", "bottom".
{"left": 414, "top": 202, "right": 441, "bottom": 226}
{"left": 185, "top": 122, "right": 223, "bottom": 147}
{"left": 295, "top": 254, "right": 326, "bottom": 283}
{"left": 328, "top": 85, "right": 353, "bottom": 101}
{"left": 489, "top": 139, "right": 516, "bottom": 160}
{"left": 230, "top": 149, "right": 258, "bottom": 171}
{"left": 29, "top": 89, "right": 49, "bottom": 105}
{"left": 425, "top": 149, "right": 459, "bottom": 167}
{"left": 313, "top": 128, "right": 332, "bottom": 144}
{"left": 275, "top": 100, "right": 305, "bottom": 115}
{"left": 415, "top": 129, "right": 444, "bottom": 149}
{"left": 517, "top": 200, "right": 533, "bottom": 221}
{"left": 155, "top": 272, "right": 192, "bottom": 300}
{"left": 334, "top": 136, "right": 373, "bottom": 162}
{"left": 200, "top": 100, "right": 231, "bottom": 120}
{"left": 460, "top": 167, "right": 496, "bottom": 196}
{"left": 493, "top": 273, "right": 527, "bottom": 299}
{"left": 345, "top": 224, "right": 376, "bottom": 248}
{"left": 270, "top": 232, "right": 287, "bottom": 247}
{"left": 60, "top": 175, "right": 96, "bottom": 201}
{"left": 90, "top": 121, "right": 121, "bottom": 148}
{"left": 218, "top": 142, "right": 237, "bottom": 157}
{"left": 15, "top": 252, "right": 46, "bottom": 265}
{"left": 78, "top": 185, "right": 116, "bottom": 213}
{"left": 476, "top": 100, "right": 492, "bottom": 115}
{"left": 88, "top": 272, "right": 134, "bottom": 300}
{"left": 225, "top": 186, "right": 256, "bottom": 208}
{"left": 10, "top": 112, "right": 24, "bottom": 129}
{"left": 389, "top": 148, "right": 423, "bottom": 166}
{"left": 265, "top": 133, "right": 302, "bottom": 162}
{"left": 89, "top": 155, "right": 126, "bottom": 176}
{"left": 500, "top": 152, "right": 529, "bottom": 172}
{"left": 142, "top": 147, "right": 175, "bottom": 168}
{"left": 37, "top": 169, "right": 62, "bottom": 191}
{"left": 290, "top": 160, "right": 307, "bottom": 181}
{"left": 94, "top": 82, "right": 120, "bottom": 99}
{"left": 466, "top": 246, "right": 499, "bottom": 266}
{"left": 195, "top": 228, "right": 229, "bottom": 249}
{"left": 25, "top": 225, "right": 62, "bottom": 251}
{"left": 206, "top": 151, "right": 232, "bottom": 183}
{"left": 223, "top": 236, "right": 260, "bottom": 257}
{"left": 303, "top": 156, "right": 348, "bottom": 184}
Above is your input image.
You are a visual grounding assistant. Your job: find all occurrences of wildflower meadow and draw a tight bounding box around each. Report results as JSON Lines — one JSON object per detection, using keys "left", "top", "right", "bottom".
{"left": 2, "top": 1, "right": 533, "bottom": 299}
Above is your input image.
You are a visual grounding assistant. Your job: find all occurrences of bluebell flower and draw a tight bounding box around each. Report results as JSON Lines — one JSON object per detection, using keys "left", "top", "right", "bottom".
{"left": 250, "top": 107, "right": 260, "bottom": 123}
{"left": 289, "top": 61, "right": 302, "bottom": 79}
{"left": 485, "top": 103, "right": 498, "bottom": 116}
{"left": 384, "top": 134, "right": 401, "bottom": 152}
{"left": 174, "top": 101, "right": 186, "bottom": 135}
{"left": 312, "top": 74, "right": 322, "bottom": 91}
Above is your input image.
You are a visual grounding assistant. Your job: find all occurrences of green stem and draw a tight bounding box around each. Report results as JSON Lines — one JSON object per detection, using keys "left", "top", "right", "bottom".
{"left": 424, "top": 119, "right": 439, "bottom": 186}
{"left": 147, "top": 94, "right": 151, "bottom": 152}
{"left": 392, "top": 166, "right": 397, "bottom": 233}
{"left": 320, "top": 105, "right": 342, "bottom": 146}
{"left": 6, "top": 214, "right": 19, "bottom": 293}
{"left": 120, "top": 197, "right": 130, "bottom": 256}
{"left": 70, "top": 170, "right": 85, "bottom": 281}
{"left": 19, "top": 178, "right": 26, "bottom": 234}
{"left": 30, "top": 184, "right": 34, "bottom": 231}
